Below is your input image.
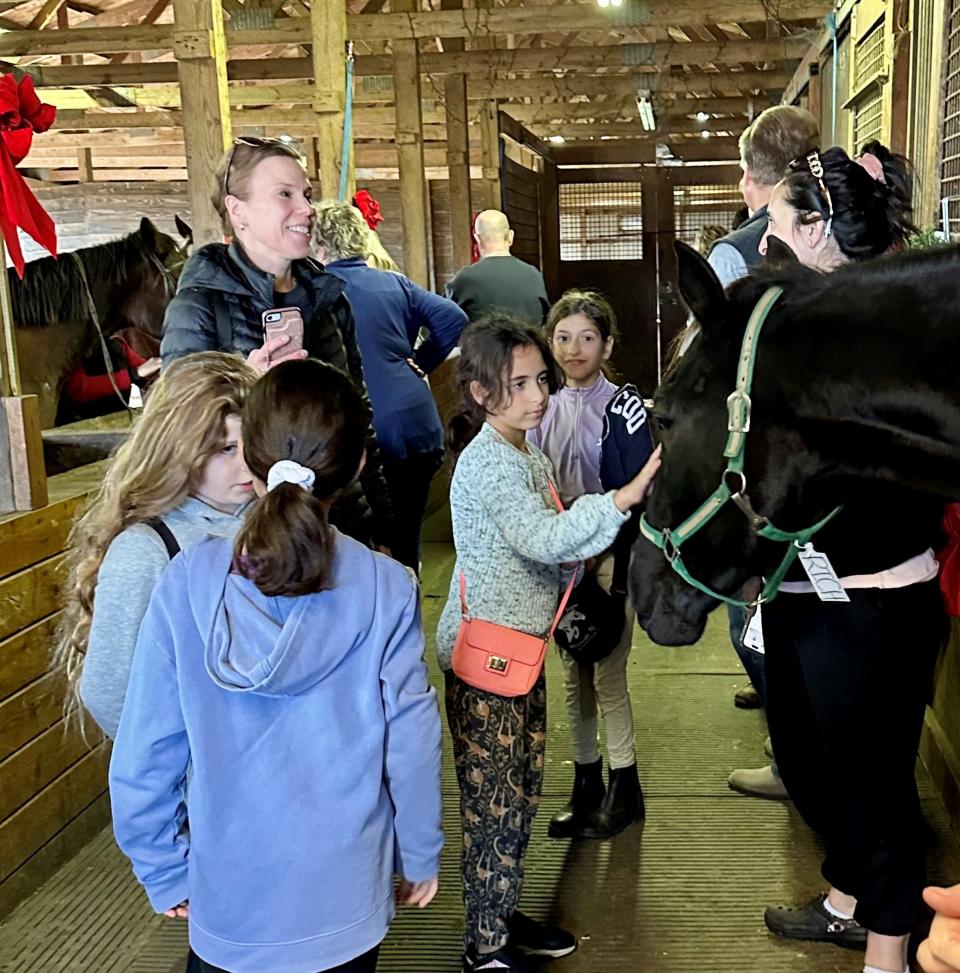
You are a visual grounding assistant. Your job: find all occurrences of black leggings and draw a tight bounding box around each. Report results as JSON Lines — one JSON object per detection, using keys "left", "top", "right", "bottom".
{"left": 188, "top": 945, "right": 380, "bottom": 973}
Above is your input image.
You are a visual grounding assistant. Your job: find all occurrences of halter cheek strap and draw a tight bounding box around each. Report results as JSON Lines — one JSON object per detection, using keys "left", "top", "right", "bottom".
{"left": 640, "top": 286, "right": 842, "bottom": 609}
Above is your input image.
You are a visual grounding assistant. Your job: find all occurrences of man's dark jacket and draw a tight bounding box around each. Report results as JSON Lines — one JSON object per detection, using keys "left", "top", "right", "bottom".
{"left": 160, "top": 242, "right": 393, "bottom": 548}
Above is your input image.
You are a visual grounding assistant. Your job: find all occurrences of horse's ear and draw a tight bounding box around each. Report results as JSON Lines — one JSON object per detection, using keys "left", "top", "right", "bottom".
{"left": 764, "top": 236, "right": 798, "bottom": 266}
{"left": 174, "top": 215, "right": 193, "bottom": 244}
{"left": 674, "top": 240, "right": 726, "bottom": 327}
{"left": 139, "top": 217, "right": 159, "bottom": 250}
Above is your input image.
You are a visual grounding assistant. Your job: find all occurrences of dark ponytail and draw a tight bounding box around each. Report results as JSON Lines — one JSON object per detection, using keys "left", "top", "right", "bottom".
{"left": 781, "top": 142, "right": 917, "bottom": 260}
{"left": 235, "top": 360, "right": 368, "bottom": 596}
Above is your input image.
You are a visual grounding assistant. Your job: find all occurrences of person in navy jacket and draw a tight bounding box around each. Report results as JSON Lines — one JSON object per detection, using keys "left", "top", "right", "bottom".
{"left": 314, "top": 199, "right": 467, "bottom": 573}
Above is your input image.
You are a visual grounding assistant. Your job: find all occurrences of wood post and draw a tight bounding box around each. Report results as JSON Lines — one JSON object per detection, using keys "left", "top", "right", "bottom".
{"left": 171, "top": 0, "right": 231, "bottom": 247}
{"left": 441, "top": 0, "right": 473, "bottom": 272}
{"left": 76, "top": 146, "right": 93, "bottom": 182}
{"left": 392, "top": 0, "right": 430, "bottom": 287}
{"left": 310, "top": 0, "right": 353, "bottom": 200}
{"left": 479, "top": 101, "right": 502, "bottom": 210}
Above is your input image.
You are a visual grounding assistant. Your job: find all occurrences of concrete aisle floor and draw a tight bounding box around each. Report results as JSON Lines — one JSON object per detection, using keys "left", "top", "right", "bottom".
{"left": 2, "top": 540, "right": 959, "bottom": 972}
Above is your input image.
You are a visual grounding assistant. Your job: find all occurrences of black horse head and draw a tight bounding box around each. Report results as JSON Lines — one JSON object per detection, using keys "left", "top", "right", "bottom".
{"left": 632, "top": 241, "right": 960, "bottom": 646}
{"left": 106, "top": 216, "right": 191, "bottom": 349}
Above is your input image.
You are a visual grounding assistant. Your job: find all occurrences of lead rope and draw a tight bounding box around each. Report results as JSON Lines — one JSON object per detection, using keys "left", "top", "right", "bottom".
{"left": 70, "top": 251, "right": 131, "bottom": 415}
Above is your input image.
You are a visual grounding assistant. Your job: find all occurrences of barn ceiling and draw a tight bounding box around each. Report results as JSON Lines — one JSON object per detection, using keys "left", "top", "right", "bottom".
{"left": 0, "top": 0, "right": 831, "bottom": 181}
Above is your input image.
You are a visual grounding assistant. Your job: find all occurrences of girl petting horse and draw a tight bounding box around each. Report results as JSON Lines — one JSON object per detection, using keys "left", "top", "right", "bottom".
{"left": 438, "top": 315, "right": 660, "bottom": 973}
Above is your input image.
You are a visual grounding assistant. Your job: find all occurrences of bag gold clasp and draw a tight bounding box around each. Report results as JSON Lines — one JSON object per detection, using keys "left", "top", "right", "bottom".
{"left": 486, "top": 655, "right": 509, "bottom": 672}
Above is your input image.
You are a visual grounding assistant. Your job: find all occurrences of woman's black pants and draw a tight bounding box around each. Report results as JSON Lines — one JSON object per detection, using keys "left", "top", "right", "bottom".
{"left": 763, "top": 579, "right": 945, "bottom": 936}
{"left": 382, "top": 449, "right": 443, "bottom": 574}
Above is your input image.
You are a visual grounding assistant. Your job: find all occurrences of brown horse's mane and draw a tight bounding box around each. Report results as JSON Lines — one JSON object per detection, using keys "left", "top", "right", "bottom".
{"left": 9, "top": 231, "right": 149, "bottom": 328}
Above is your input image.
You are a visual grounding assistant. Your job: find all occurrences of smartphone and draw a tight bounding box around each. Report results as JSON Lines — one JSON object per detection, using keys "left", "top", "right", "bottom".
{"left": 262, "top": 308, "right": 304, "bottom": 363}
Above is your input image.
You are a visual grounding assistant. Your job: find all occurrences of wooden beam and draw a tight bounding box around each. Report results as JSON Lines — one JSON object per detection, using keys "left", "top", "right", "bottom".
{"left": 442, "top": 0, "right": 472, "bottom": 272}
{"left": 172, "top": 0, "right": 231, "bottom": 245}
{"left": 497, "top": 110, "right": 552, "bottom": 159}
{"left": 14, "top": 44, "right": 801, "bottom": 89}
{"left": 393, "top": 0, "right": 429, "bottom": 287}
{"left": 27, "top": 0, "right": 64, "bottom": 32}
{"left": 311, "top": 0, "right": 349, "bottom": 199}
{"left": 75, "top": 146, "right": 92, "bottom": 181}
{"left": 358, "top": 36, "right": 810, "bottom": 75}
{"left": 529, "top": 118, "right": 746, "bottom": 139}
{"left": 0, "top": 3, "right": 832, "bottom": 57}
{"left": 549, "top": 136, "right": 740, "bottom": 165}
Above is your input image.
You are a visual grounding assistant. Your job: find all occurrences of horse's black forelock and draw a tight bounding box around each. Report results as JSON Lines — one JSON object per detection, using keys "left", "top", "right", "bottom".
{"left": 10, "top": 229, "right": 163, "bottom": 328}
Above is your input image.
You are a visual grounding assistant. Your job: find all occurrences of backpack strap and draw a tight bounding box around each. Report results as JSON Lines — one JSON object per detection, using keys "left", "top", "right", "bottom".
{"left": 145, "top": 518, "right": 181, "bottom": 560}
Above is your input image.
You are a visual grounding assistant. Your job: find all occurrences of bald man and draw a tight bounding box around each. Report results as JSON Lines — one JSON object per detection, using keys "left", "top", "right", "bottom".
{"left": 445, "top": 209, "right": 550, "bottom": 325}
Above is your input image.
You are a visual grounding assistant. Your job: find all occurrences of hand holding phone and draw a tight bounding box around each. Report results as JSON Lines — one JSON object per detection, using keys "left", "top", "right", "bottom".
{"left": 262, "top": 308, "right": 305, "bottom": 364}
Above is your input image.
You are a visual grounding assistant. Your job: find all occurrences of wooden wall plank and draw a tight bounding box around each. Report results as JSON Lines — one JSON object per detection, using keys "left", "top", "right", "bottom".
{"left": 0, "top": 614, "right": 60, "bottom": 704}
{"left": 0, "top": 744, "right": 110, "bottom": 884}
{"left": 0, "top": 555, "right": 67, "bottom": 644}
{"left": 0, "top": 717, "right": 103, "bottom": 822}
{"left": 0, "top": 791, "right": 110, "bottom": 919}
{"left": 0, "top": 671, "right": 67, "bottom": 764}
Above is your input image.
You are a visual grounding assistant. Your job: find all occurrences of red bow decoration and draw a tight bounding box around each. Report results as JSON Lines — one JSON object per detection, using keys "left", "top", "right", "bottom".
{"left": 352, "top": 190, "right": 383, "bottom": 232}
{"left": 0, "top": 75, "right": 57, "bottom": 277}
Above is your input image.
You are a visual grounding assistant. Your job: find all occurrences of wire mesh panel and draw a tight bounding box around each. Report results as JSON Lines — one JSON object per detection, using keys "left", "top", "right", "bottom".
{"left": 942, "top": 0, "right": 960, "bottom": 232}
{"left": 672, "top": 184, "right": 743, "bottom": 250}
{"left": 853, "top": 90, "right": 884, "bottom": 148}
{"left": 559, "top": 182, "right": 643, "bottom": 261}
{"left": 855, "top": 18, "right": 886, "bottom": 87}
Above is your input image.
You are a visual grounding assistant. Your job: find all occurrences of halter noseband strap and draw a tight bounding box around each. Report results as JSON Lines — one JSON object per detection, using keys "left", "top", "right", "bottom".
{"left": 640, "top": 286, "right": 841, "bottom": 609}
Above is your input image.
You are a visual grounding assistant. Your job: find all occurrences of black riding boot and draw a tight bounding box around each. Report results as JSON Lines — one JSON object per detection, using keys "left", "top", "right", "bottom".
{"left": 575, "top": 763, "right": 645, "bottom": 839}
{"left": 547, "top": 758, "right": 605, "bottom": 838}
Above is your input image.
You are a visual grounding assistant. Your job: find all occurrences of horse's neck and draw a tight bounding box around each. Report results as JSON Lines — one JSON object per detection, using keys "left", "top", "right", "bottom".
{"left": 15, "top": 318, "right": 96, "bottom": 428}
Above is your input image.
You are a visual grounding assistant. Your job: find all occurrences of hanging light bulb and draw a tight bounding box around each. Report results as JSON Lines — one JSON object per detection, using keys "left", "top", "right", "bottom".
{"left": 701, "top": 130, "right": 711, "bottom": 138}
{"left": 596, "top": 0, "right": 611, "bottom": 7}
{"left": 696, "top": 111, "right": 709, "bottom": 123}
{"left": 610, "top": 0, "right": 624, "bottom": 6}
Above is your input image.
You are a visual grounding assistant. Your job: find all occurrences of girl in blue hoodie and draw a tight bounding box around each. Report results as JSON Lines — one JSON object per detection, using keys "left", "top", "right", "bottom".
{"left": 110, "top": 359, "right": 444, "bottom": 973}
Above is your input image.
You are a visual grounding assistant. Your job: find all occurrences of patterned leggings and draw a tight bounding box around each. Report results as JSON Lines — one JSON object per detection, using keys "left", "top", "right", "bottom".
{"left": 445, "top": 670, "right": 547, "bottom": 950}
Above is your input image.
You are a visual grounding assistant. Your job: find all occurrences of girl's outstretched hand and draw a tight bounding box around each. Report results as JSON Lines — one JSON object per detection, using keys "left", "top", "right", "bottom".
{"left": 396, "top": 876, "right": 439, "bottom": 908}
{"left": 163, "top": 900, "right": 189, "bottom": 919}
{"left": 613, "top": 444, "right": 662, "bottom": 513}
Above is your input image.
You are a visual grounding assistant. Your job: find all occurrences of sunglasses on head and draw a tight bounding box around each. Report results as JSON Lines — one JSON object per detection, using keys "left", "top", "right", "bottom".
{"left": 803, "top": 150, "right": 834, "bottom": 238}
{"left": 221, "top": 136, "right": 294, "bottom": 198}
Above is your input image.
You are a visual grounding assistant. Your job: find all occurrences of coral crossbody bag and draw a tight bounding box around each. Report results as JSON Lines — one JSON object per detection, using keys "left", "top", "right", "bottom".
{"left": 451, "top": 481, "right": 577, "bottom": 697}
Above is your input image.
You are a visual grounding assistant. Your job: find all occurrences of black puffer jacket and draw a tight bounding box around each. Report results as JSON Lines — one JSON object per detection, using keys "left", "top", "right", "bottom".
{"left": 160, "top": 242, "right": 393, "bottom": 548}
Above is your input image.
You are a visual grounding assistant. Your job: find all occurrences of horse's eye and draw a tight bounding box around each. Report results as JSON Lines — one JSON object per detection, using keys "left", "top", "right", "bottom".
{"left": 653, "top": 414, "right": 674, "bottom": 433}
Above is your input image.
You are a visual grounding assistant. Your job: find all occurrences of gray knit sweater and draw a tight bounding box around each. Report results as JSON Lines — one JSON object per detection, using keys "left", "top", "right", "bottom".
{"left": 436, "top": 422, "right": 628, "bottom": 670}
{"left": 79, "top": 496, "right": 246, "bottom": 738}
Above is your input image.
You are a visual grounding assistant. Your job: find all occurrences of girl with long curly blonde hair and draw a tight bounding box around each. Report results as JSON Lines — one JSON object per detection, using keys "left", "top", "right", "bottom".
{"left": 55, "top": 351, "right": 258, "bottom": 736}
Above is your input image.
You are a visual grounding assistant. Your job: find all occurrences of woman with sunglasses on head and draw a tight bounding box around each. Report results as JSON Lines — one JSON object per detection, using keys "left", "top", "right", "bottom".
{"left": 160, "top": 137, "right": 393, "bottom": 551}
{"left": 750, "top": 142, "right": 947, "bottom": 973}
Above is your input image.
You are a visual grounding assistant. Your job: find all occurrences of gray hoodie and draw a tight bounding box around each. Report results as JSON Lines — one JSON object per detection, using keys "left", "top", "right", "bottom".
{"left": 79, "top": 496, "right": 246, "bottom": 737}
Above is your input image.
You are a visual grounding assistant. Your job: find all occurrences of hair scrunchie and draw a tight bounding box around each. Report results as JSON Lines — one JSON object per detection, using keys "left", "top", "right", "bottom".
{"left": 267, "top": 459, "right": 316, "bottom": 493}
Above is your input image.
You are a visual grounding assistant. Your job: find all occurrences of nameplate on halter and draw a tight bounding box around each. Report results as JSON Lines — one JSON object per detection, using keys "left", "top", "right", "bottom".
{"left": 797, "top": 544, "right": 851, "bottom": 603}
{"left": 742, "top": 605, "right": 765, "bottom": 655}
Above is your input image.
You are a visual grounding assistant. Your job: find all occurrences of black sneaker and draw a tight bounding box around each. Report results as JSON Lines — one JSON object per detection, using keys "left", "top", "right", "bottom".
{"left": 507, "top": 910, "right": 577, "bottom": 958}
{"left": 764, "top": 893, "right": 867, "bottom": 950}
{"left": 462, "top": 944, "right": 538, "bottom": 972}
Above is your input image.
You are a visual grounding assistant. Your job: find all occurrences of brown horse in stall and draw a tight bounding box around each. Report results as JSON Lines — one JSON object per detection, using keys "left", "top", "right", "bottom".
{"left": 12, "top": 216, "right": 190, "bottom": 427}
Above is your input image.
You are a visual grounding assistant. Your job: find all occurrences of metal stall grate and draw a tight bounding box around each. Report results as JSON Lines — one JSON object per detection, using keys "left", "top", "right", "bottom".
{"left": 559, "top": 182, "right": 643, "bottom": 260}
{"left": 672, "top": 184, "right": 743, "bottom": 251}
{"left": 851, "top": 17, "right": 886, "bottom": 151}
{"left": 942, "top": 0, "right": 960, "bottom": 234}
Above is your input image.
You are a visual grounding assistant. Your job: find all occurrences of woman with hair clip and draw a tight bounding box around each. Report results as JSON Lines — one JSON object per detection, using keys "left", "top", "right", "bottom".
{"left": 159, "top": 136, "right": 393, "bottom": 551}
{"left": 746, "top": 142, "right": 947, "bottom": 973}
{"left": 109, "top": 359, "right": 443, "bottom": 973}
{"left": 55, "top": 352, "right": 258, "bottom": 739}
{"left": 313, "top": 198, "right": 467, "bottom": 573}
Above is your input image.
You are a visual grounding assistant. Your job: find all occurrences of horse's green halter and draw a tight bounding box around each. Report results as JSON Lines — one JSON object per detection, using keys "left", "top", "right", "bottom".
{"left": 639, "top": 286, "right": 842, "bottom": 609}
